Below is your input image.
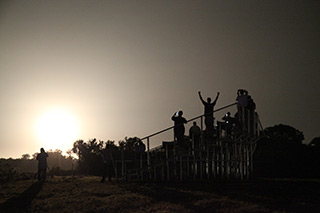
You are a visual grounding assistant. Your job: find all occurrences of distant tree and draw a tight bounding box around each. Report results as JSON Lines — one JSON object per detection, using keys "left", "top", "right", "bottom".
{"left": 72, "top": 137, "right": 140, "bottom": 175}
{"left": 21, "top": 154, "right": 30, "bottom": 160}
{"left": 118, "top": 137, "right": 140, "bottom": 151}
{"left": 72, "top": 138, "right": 104, "bottom": 175}
{"left": 105, "top": 140, "right": 118, "bottom": 149}
{"left": 32, "top": 153, "right": 38, "bottom": 160}
{"left": 254, "top": 124, "right": 305, "bottom": 178}
{"left": 309, "top": 137, "right": 320, "bottom": 148}
{"left": 46, "top": 149, "right": 74, "bottom": 171}
{"left": 264, "top": 124, "right": 304, "bottom": 145}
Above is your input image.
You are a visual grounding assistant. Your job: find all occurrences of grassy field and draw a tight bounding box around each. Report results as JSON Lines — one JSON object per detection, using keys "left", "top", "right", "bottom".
{"left": 0, "top": 176, "right": 319, "bottom": 212}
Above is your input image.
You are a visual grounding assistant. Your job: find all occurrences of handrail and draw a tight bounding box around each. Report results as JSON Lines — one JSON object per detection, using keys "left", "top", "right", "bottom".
{"left": 141, "top": 102, "right": 237, "bottom": 141}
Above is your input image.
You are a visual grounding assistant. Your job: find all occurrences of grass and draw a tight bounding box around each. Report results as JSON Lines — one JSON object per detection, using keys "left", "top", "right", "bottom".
{"left": 0, "top": 176, "right": 319, "bottom": 212}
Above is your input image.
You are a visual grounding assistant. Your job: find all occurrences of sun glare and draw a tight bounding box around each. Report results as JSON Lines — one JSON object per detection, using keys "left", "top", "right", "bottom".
{"left": 35, "top": 108, "right": 80, "bottom": 151}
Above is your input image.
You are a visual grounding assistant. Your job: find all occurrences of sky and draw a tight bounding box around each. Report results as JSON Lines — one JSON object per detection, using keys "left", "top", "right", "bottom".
{"left": 0, "top": 0, "right": 319, "bottom": 158}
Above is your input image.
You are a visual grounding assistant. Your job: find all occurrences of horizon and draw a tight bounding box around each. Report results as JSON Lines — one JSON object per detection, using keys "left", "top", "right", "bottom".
{"left": 1, "top": 1, "right": 319, "bottom": 158}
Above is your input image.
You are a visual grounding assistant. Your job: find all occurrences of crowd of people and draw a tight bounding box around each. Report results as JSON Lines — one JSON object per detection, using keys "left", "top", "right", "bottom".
{"left": 171, "top": 89, "right": 256, "bottom": 147}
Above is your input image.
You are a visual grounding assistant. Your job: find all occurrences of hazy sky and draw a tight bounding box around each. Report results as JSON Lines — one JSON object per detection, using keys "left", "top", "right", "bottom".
{"left": 1, "top": 0, "right": 319, "bottom": 158}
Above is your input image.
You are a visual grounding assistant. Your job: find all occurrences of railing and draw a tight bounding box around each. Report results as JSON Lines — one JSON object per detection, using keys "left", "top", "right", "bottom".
{"left": 141, "top": 102, "right": 237, "bottom": 141}
{"left": 140, "top": 102, "right": 238, "bottom": 174}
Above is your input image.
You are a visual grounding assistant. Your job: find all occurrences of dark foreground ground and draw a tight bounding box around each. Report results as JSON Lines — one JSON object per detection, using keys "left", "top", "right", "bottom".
{"left": 0, "top": 176, "right": 319, "bottom": 212}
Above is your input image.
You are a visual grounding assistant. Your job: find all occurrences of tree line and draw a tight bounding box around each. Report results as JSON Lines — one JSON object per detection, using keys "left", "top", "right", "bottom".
{"left": 0, "top": 137, "right": 141, "bottom": 182}
{"left": 254, "top": 124, "right": 320, "bottom": 178}
{"left": 1, "top": 125, "right": 319, "bottom": 181}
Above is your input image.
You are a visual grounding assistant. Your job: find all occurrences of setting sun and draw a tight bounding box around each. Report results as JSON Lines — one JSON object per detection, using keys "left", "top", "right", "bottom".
{"left": 35, "top": 108, "right": 80, "bottom": 151}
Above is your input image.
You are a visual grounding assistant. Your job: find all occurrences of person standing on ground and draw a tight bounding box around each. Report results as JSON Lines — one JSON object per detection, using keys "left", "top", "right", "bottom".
{"left": 36, "top": 148, "right": 48, "bottom": 181}
{"left": 198, "top": 91, "right": 220, "bottom": 134}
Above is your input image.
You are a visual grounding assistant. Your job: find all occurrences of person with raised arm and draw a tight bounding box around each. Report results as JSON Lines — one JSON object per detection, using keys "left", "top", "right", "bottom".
{"left": 171, "top": 110, "right": 187, "bottom": 147}
{"left": 198, "top": 91, "right": 220, "bottom": 134}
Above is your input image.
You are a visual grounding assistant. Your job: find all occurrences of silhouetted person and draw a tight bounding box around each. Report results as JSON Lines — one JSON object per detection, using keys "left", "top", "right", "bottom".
{"left": 36, "top": 148, "right": 48, "bottom": 181}
{"left": 189, "top": 121, "right": 201, "bottom": 147}
{"left": 247, "top": 95, "right": 256, "bottom": 111}
{"left": 172, "top": 111, "right": 187, "bottom": 147}
{"left": 135, "top": 140, "right": 146, "bottom": 162}
{"left": 198, "top": 91, "right": 220, "bottom": 134}
{"left": 101, "top": 144, "right": 113, "bottom": 183}
{"left": 135, "top": 140, "right": 146, "bottom": 174}
{"left": 236, "top": 89, "right": 248, "bottom": 107}
{"left": 236, "top": 89, "right": 249, "bottom": 132}
{"left": 135, "top": 140, "right": 146, "bottom": 153}
{"left": 247, "top": 95, "right": 256, "bottom": 134}
{"left": 221, "top": 112, "right": 236, "bottom": 136}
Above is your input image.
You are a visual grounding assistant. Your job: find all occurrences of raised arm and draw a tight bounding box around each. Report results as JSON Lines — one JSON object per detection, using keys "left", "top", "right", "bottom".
{"left": 198, "top": 91, "right": 206, "bottom": 104}
{"left": 171, "top": 112, "right": 177, "bottom": 121}
{"left": 213, "top": 92, "right": 220, "bottom": 105}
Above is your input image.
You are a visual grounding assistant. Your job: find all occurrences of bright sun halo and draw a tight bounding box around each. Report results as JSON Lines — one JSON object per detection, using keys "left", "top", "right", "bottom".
{"left": 35, "top": 108, "right": 80, "bottom": 151}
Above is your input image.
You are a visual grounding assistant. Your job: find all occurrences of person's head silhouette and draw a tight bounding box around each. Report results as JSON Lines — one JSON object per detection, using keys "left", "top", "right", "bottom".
{"left": 40, "top": 148, "right": 45, "bottom": 153}
{"left": 178, "top": 111, "right": 183, "bottom": 116}
{"left": 207, "top": 97, "right": 211, "bottom": 103}
{"left": 193, "top": 121, "right": 197, "bottom": 126}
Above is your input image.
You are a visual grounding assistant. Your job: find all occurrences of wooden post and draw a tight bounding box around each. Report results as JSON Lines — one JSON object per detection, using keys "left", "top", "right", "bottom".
{"left": 240, "top": 143, "right": 244, "bottom": 180}
{"left": 180, "top": 155, "right": 183, "bottom": 181}
{"left": 192, "top": 135, "right": 196, "bottom": 180}
{"left": 140, "top": 154, "right": 143, "bottom": 181}
{"left": 166, "top": 144, "right": 170, "bottom": 181}
{"left": 226, "top": 141, "right": 230, "bottom": 179}
{"left": 221, "top": 142, "right": 224, "bottom": 179}
{"left": 162, "top": 158, "right": 165, "bottom": 181}
{"left": 200, "top": 146, "right": 203, "bottom": 179}
{"left": 200, "top": 116, "right": 204, "bottom": 180}
{"left": 207, "top": 140, "right": 210, "bottom": 180}
{"left": 247, "top": 108, "right": 250, "bottom": 134}
{"left": 121, "top": 150, "right": 125, "bottom": 179}
{"left": 212, "top": 146, "right": 216, "bottom": 179}
{"left": 247, "top": 143, "right": 250, "bottom": 179}
{"left": 234, "top": 142, "right": 238, "bottom": 179}
{"left": 187, "top": 155, "right": 190, "bottom": 179}
{"left": 147, "top": 137, "right": 151, "bottom": 179}
{"left": 250, "top": 143, "right": 254, "bottom": 179}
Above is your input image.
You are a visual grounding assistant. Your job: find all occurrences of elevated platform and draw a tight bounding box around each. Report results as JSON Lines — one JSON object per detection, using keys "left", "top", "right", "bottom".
{"left": 114, "top": 102, "right": 262, "bottom": 181}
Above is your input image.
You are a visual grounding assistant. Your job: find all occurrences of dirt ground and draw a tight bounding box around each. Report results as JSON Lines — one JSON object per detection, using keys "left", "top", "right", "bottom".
{"left": 0, "top": 176, "right": 319, "bottom": 212}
